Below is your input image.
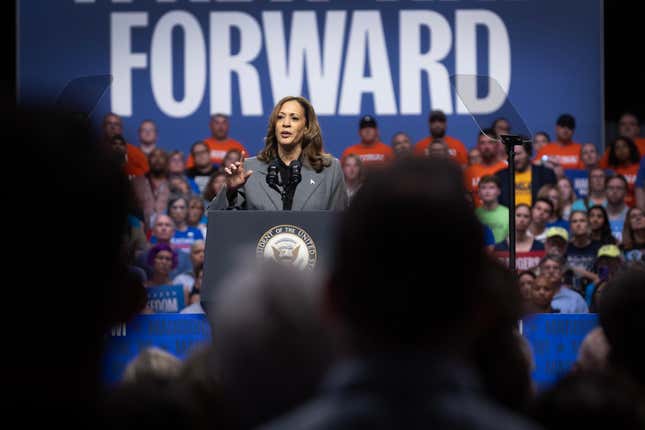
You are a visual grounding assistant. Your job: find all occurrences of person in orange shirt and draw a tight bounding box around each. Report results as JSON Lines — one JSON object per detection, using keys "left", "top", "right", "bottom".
{"left": 535, "top": 114, "right": 583, "bottom": 171}
{"left": 464, "top": 128, "right": 507, "bottom": 206}
{"left": 137, "top": 119, "right": 158, "bottom": 156}
{"left": 341, "top": 115, "right": 394, "bottom": 168}
{"left": 600, "top": 112, "right": 645, "bottom": 166}
{"left": 186, "top": 113, "right": 248, "bottom": 168}
{"left": 605, "top": 136, "right": 641, "bottom": 207}
{"left": 414, "top": 110, "right": 468, "bottom": 166}
{"left": 390, "top": 132, "right": 413, "bottom": 158}
{"left": 102, "top": 113, "right": 149, "bottom": 177}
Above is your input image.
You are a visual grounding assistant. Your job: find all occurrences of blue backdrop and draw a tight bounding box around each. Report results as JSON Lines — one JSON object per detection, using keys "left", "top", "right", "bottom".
{"left": 18, "top": 0, "right": 603, "bottom": 158}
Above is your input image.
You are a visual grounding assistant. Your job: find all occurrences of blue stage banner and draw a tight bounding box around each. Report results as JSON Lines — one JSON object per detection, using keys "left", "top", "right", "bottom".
{"left": 521, "top": 313, "right": 599, "bottom": 390}
{"left": 18, "top": 0, "right": 603, "bottom": 158}
{"left": 101, "top": 313, "right": 599, "bottom": 388}
{"left": 102, "top": 314, "right": 211, "bottom": 386}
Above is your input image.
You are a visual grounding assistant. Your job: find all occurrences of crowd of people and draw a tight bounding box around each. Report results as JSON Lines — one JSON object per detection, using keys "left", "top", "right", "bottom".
{"left": 8, "top": 105, "right": 644, "bottom": 428}
{"left": 108, "top": 105, "right": 644, "bottom": 317}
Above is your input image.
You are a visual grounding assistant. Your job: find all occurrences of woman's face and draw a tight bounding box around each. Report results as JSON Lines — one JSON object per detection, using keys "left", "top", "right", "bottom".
{"left": 188, "top": 200, "right": 204, "bottom": 224}
{"left": 629, "top": 208, "right": 645, "bottom": 230}
{"left": 169, "top": 198, "right": 188, "bottom": 223}
{"left": 516, "top": 206, "right": 532, "bottom": 232}
{"left": 589, "top": 208, "right": 606, "bottom": 231}
{"left": 213, "top": 175, "right": 226, "bottom": 195}
{"left": 558, "top": 179, "right": 573, "bottom": 201}
{"left": 614, "top": 139, "right": 630, "bottom": 163}
{"left": 534, "top": 134, "right": 549, "bottom": 152}
{"left": 153, "top": 250, "right": 173, "bottom": 275}
{"left": 223, "top": 151, "right": 241, "bottom": 167}
{"left": 275, "top": 100, "right": 307, "bottom": 149}
{"left": 169, "top": 154, "right": 185, "bottom": 174}
{"left": 518, "top": 274, "right": 535, "bottom": 300}
{"left": 570, "top": 212, "right": 590, "bottom": 237}
{"left": 548, "top": 189, "right": 561, "bottom": 210}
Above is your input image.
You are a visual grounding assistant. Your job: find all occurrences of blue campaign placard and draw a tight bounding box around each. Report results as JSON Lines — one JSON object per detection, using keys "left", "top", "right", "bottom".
{"left": 102, "top": 313, "right": 598, "bottom": 389}
{"left": 521, "top": 313, "right": 599, "bottom": 390}
{"left": 565, "top": 169, "right": 590, "bottom": 198}
{"left": 102, "top": 314, "right": 211, "bottom": 386}
{"left": 146, "top": 284, "right": 185, "bottom": 313}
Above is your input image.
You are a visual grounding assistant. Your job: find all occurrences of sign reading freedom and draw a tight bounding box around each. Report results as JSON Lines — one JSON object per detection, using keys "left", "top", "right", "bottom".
{"left": 18, "top": 0, "right": 602, "bottom": 158}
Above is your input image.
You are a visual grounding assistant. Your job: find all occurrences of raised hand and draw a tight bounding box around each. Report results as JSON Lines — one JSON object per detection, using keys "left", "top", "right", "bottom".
{"left": 224, "top": 157, "right": 253, "bottom": 192}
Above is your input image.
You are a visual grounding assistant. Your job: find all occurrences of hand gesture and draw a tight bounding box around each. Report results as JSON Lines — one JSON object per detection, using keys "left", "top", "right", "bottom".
{"left": 224, "top": 157, "right": 253, "bottom": 192}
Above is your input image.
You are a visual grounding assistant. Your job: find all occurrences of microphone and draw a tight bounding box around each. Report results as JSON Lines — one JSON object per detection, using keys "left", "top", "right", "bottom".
{"left": 266, "top": 160, "right": 283, "bottom": 196}
{"left": 288, "top": 159, "right": 302, "bottom": 187}
{"left": 266, "top": 160, "right": 279, "bottom": 187}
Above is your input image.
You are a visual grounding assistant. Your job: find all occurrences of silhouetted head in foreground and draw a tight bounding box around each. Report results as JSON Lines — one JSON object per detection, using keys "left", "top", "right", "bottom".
{"left": 329, "top": 157, "right": 491, "bottom": 354}
{"left": 6, "top": 106, "right": 146, "bottom": 423}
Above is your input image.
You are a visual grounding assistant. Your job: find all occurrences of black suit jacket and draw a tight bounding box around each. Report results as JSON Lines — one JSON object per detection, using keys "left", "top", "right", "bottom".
{"left": 496, "top": 164, "right": 557, "bottom": 208}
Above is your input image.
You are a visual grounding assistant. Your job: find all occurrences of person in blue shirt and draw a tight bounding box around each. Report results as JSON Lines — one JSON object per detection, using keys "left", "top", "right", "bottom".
{"left": 539, "top": 255, "right": 588, "bottom": 313}
{"left": 166, "top": 195, "right": 204, "bottom": 254}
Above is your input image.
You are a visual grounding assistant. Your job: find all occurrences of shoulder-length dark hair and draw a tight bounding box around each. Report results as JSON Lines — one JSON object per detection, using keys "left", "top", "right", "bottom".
{"left": 203, "top": 171, "right": 226, "bottom": 202}
{"left": 588, "top": 205, "right": 617, "bottom": 245}
{"left": 622, "top": 207, "right": 644, "bottom": 250}
{"left": 608, "top": 136, "right": 640, "bottom": 167}
{"left": 258, "top": 96, "right": 332, "bottom": 173}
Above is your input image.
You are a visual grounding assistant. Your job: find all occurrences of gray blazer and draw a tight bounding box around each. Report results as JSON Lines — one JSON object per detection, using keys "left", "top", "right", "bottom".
{"left": 209, "top": 156, "right": 348, "bottom": 211}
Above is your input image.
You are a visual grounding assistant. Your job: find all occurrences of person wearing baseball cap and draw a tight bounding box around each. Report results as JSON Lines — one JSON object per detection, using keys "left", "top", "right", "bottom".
{"left": 534, "top": 113, "right": 584, "bottom": 171}
{"left": 413, "top": 109, "right": 468, "bottom": 166}
{"left": 588, "top": 244, "right": 624, "bottom": 302}
{"left": 545, "top": 226, "right": 569, "bottom": 258}
{"left": 597, "top": 244, "right": 621, "bottom": 258}
{"left": 341, "top": 114, "right": 394, "bottom": 168}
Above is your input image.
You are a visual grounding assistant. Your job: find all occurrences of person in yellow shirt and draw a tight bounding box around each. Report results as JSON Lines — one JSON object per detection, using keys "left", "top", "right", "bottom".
{"left": 495, "top": 140, "right": 557, "bottom": 207}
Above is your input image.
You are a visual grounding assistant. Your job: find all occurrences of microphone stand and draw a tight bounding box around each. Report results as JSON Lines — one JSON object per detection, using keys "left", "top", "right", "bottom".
{"left": 499, "top": 134, "right": 525, "bottom": 272}
{"left": 266, "top": 159, "right": 302, "bottom": 210}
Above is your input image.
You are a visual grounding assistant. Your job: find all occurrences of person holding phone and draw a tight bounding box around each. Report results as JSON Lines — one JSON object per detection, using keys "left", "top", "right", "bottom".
{"left": 210, "top": 96, "right": 347, "bottom": 211}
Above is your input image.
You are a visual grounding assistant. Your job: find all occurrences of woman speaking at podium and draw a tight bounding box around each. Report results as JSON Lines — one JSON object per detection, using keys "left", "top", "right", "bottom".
{"left": 210, "top": 96, "right": 348, "bottom": 211}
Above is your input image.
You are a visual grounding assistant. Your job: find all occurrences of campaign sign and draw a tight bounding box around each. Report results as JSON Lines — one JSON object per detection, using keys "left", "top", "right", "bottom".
{"left": 147, "top": 284, "right": 185, "bottom": 313}
{"left": 103, "top": 314, "right": 211, "bottom": 385}
{"left": 18, "top": 0, "right": 603, "bottom": 157}
{"left": 495, "top": 250, "right": 545, "bottom": 271}
{"left": 521, "top": 313, "right": 599, "bottom": 390}
{"left": 565, "top": 169, "right": 589, "bottom": 198}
